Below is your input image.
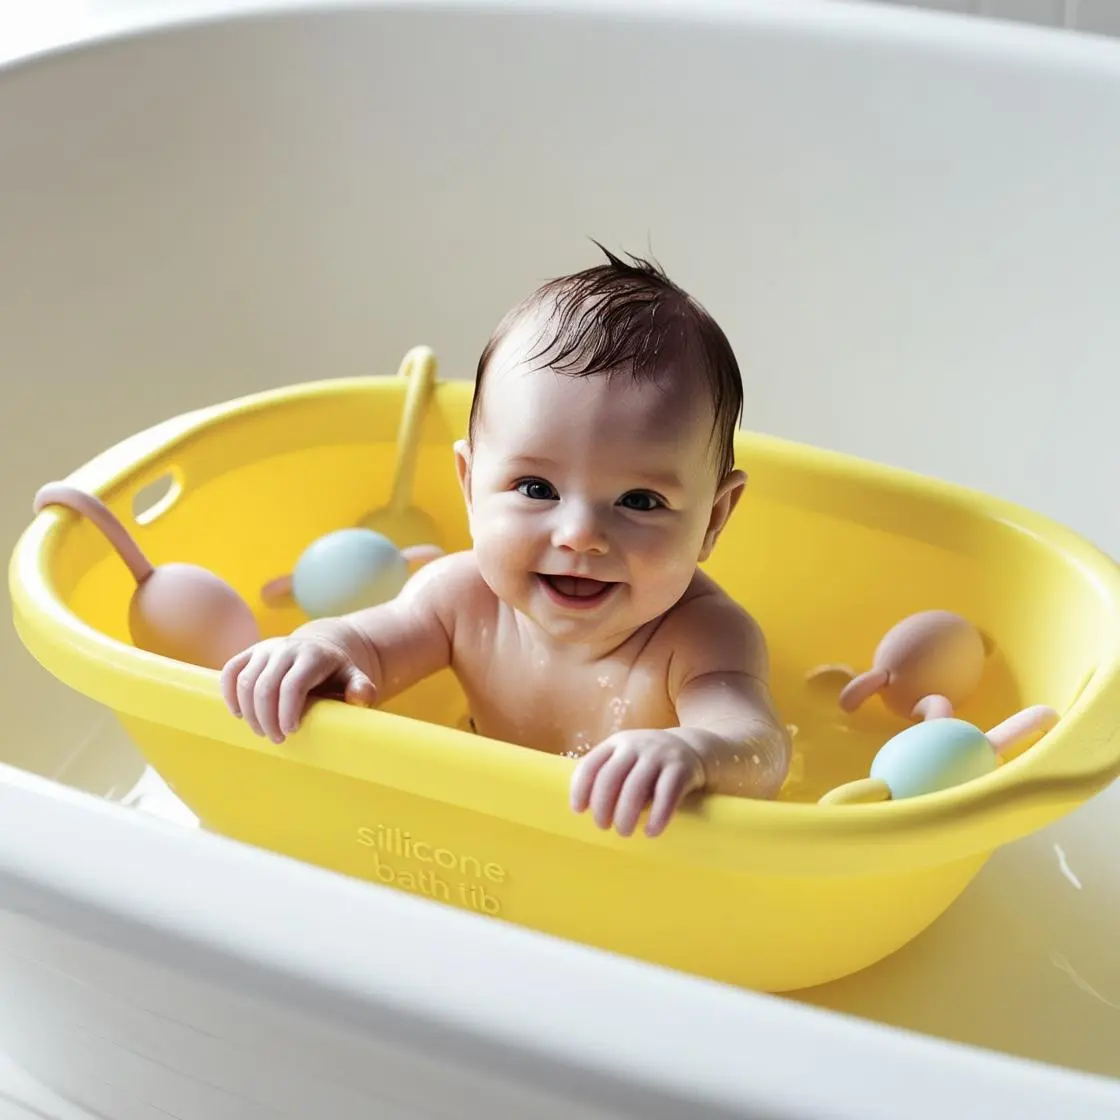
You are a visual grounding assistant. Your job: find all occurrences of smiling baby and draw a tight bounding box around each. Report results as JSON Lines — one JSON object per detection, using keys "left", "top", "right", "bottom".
{"left": 221, "top": 245, "right": 792, "bottom": 837}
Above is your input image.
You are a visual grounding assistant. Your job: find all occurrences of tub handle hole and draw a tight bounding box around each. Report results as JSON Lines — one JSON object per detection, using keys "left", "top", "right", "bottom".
{"left": 132, "top": 471, "right": 181, "bottom": 525}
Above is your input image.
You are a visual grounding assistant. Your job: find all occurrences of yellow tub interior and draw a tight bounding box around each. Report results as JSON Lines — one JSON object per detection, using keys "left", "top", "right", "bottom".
{"left": 10, "top": 362, "right": 1120, "bottom": 994}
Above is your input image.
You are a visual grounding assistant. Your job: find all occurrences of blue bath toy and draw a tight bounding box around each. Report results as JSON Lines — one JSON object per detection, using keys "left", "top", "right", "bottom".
{"left": 820, "top": 704, "right": 1059, "bottom": 805}
{"left": 291, "top": 527, "right": 408, "bottom": 617}
{"left": 260, "top": 528, "right": 442, "bottom": 619}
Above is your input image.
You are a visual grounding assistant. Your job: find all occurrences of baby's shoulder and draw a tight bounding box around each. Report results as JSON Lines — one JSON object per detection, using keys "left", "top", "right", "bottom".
{"left": 399, "top": 549, "right": 495, "bottom": 619}
{"left": 653, "top": 571, "right": 769, "bottom": 685}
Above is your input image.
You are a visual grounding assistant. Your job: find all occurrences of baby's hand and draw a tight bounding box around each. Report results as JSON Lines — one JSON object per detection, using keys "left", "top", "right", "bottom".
{"left": 220, "top": 634, "right": 377, "bottom": 743}
{"left": 569, "top": 730, "right": 706, "bottom": 838}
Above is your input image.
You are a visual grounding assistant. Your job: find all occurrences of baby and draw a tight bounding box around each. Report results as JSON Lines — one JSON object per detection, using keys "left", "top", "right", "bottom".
{"left": 221, "top": 246, "right": 791, "bottom": 838}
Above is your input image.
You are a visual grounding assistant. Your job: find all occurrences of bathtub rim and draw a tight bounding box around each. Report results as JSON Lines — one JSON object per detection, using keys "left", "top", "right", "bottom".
{"left": 0, "top": 763, "right": 1118, "bottom": 1120}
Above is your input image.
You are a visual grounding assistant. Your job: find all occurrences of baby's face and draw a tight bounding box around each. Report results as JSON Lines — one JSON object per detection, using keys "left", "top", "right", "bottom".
{"left": 456, "top": 329, "right": 744, "bottom": 650}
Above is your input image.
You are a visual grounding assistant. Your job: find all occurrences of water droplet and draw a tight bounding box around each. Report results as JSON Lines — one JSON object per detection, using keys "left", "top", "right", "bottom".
{"left": 786, "top": 750, "right": 805, "bottom": 785}
{"left": 1050, "top": 952, "right": 1120, "bottom": 1010}
{"left": 1054, "top": 843, "right": 1083, "bottom": 890}
{"left": 751, "top": 754, "right": 760, "bottom": 766}
{"left": 607, "top": 695, "right": 630, "bottom": 731}
{"left": 597, "top": 675, "right": 610, "bottom": 688}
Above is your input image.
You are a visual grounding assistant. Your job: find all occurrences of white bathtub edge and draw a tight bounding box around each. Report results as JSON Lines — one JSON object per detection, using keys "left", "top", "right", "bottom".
{"left": 5, "top": 0, "right": 1120, "bottom": 82}
{"left": 0, "top": 763, "right": 1115, "bottom": 1119}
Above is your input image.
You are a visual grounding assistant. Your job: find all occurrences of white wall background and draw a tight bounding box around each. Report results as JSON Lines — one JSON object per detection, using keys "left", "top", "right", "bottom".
{"left": 857, "top": 0, "right": 1120, "bottom": 37}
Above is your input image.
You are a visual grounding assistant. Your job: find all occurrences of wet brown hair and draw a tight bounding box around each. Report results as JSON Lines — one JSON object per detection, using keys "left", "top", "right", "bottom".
{"left": 468, "top": 243, "right": 743, "bottom": 478}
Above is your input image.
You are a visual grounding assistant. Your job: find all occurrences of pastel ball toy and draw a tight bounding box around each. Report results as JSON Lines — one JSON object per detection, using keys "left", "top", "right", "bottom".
{"left": 819, "top": 704, "right": 1059, "bottom": 806}
{"left": 259, "top": 528, "right": 443, "bottom": 618}
{"left": 290, "top": 527, "right": 410, "bottom": 618}
{"left": 837, "top": 610, "right": 988, "bottom": 720}
{"left": 33, "top": 482, "right": 261, "bottom": 670}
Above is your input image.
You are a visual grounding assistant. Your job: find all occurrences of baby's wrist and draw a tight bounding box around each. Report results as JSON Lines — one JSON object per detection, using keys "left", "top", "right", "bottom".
{"left": 294, "top": 618, "right": 376, "bottom": 676}
{"left": 674, "top": 724, "right": 790, "bottom": 799}
{"left": 666, "top": 728, "right": 725, "bottom": 790}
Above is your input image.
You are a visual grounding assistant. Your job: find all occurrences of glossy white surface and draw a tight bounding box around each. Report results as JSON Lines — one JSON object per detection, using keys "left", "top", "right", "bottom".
{"left": 0, "top": 1, "right": 1118, "bottom": 1116}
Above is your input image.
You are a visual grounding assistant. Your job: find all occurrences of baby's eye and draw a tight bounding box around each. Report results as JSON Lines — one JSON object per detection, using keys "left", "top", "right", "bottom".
{"left": 618, "top": 491, "right": 664, "bottom": 512}
{"left": 516, "top": 478, "right": 558, "bottom": 501}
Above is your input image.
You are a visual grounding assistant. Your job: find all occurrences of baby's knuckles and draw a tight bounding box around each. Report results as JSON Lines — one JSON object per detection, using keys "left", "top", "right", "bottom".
{"left": 611, "top": 729, "right": 704, "bottom": 774}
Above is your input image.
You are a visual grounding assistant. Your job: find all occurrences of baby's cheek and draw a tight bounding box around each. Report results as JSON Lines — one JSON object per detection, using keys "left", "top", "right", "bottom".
{"left": 474, "top": 510, "right": 535, "bottom": 575}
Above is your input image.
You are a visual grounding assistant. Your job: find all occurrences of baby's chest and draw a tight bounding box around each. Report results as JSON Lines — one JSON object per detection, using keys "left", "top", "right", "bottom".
{"left": 458, "top": 652, "right": 676, "bottom": 754}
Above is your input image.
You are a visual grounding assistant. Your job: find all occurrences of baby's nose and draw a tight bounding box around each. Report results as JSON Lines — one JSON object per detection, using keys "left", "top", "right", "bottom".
{"left": 552, "top": 504, "right": 608, "bottom": 554}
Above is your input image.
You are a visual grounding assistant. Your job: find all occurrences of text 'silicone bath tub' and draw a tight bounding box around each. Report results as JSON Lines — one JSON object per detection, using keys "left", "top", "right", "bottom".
{"left": 10, "top": 360, "right": 1120, "bottom": 994}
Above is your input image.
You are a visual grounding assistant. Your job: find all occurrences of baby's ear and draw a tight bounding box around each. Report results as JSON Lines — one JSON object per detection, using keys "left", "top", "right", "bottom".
{"left": 453, "top": 439, "right": 473, "bottom": 513}
{"left": 699, "top": 469, "right": 747, "bottom": 561}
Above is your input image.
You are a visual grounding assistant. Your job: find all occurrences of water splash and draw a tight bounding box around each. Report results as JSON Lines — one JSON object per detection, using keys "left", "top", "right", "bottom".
{"left": 562, "top": 732, "right": 592, "bottom": 760}
{"left": 787, "top": 750, "right": 805, "bottom": 785}
{"left": 608, "top": 696, "right": 630, "bottom": 731}
{"left": 1053, "top": 844, "right": 1083, "bottom": 890}
{"left": 1050, "top": 953, "right": 1120, "bottom": 1011}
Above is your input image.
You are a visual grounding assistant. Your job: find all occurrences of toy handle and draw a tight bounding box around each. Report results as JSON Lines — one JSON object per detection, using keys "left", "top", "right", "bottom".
{"left": 819, "top": 778, "right": 891, "bottom": 806}
{"left": 838, "top": 668, "right": 889, "bottom": 712}
{"left": 32, "top": 482, "right": 154, "bottom": 584}
{"left": 260, "top": 573, "right": 293, "bottom": 607}
{"left": 986, "top": 704, "right": 1060, "bottom": 756}
{"left": 258, "top": 544, "right": 442, "bottom": 610}
{"left": 387, "top": 346, "right": 439, "bottom": 514}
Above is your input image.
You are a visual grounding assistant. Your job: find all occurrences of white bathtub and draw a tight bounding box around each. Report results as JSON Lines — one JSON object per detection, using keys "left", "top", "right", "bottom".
{"left": 1, "top": 1, "right": 1118, "bottom": 1116}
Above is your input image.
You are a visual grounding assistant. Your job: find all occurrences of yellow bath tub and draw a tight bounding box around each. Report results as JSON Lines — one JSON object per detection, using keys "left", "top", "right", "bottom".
{"left": 9, "top": 355, "right": 1120, "bottom": 993}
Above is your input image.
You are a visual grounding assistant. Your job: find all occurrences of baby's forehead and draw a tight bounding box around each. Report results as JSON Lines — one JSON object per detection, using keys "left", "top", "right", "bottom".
{"left": 478, "top": 308, "right": 715, "bottom": 432}
{"left": 484, "top": 356, "right": 711, "bottom": 438}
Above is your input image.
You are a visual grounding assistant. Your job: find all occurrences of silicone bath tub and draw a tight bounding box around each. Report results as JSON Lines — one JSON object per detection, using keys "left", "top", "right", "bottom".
{"left": 9, "top": 361, "right": 1120, "bottom": 994}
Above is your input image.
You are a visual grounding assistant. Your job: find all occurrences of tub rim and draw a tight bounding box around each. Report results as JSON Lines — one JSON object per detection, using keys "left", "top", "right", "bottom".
{"left": 9, "top": 373, "right": 1120, "bottom": 879}
{"left": 2, "top": 764, "right": 1118, "bottom": 1119}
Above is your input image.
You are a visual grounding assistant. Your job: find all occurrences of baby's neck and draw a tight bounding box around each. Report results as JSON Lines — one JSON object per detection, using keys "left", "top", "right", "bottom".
{"left": 514, "top": 609, "right": 654, "bottom": 667}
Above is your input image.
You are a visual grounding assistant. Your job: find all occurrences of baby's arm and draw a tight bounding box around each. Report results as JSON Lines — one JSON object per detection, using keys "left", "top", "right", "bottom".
{"left": 669, "top": 600, "right": 791, "bottom": 800}
{"left": 570, "top": 594, "right": 791, "bottom": 837}
{"left": 222, "top": 551, "right": 472, "bottom": 742}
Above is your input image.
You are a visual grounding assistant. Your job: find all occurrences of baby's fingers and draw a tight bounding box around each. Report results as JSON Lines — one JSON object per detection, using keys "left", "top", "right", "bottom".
{"left": 645, "top": 761, "right": 696, "bottom": 838}
{"left": 220, "top": 649, "right": 254, "bottom": 717}
{"left": 233, "top": 647, "right": 278, "bottom": 736}
{"left": 341, "top": 666, "right": 378, "bottom": 709}
{"left": 570, "top": 742, "right": 616, "bottom": 814}
{"left": 276, "top": 651, "right": 332, "bottom": 738}
{"left": 613, "top": 759, "right": 661, "bottom": 838}
{"left": 253, "top": 646, "right": 300, "bottom": 743}
{"left": 587, "top": 745, "right": 640, "bottom": 831}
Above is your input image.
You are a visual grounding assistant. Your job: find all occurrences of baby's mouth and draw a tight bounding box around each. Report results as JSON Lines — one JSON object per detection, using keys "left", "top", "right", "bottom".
{"left": 538, "top": 573, "right": 617, "bottom": 607}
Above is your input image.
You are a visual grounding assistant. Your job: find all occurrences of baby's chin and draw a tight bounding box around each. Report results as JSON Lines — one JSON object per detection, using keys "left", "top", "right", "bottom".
{"left": 527, "top": 594, "right": 680, "bottom": 648}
